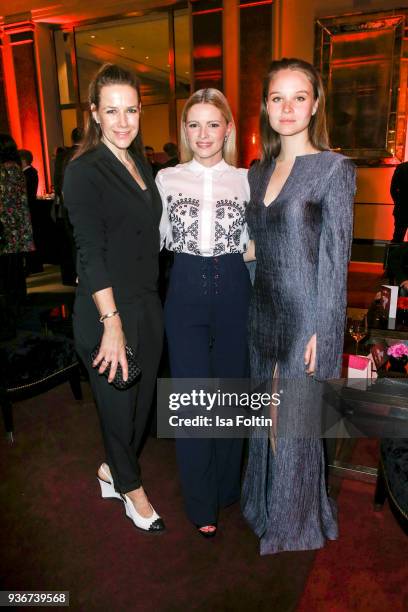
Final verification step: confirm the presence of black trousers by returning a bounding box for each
[73,293,163,493]
[165,253,251,525]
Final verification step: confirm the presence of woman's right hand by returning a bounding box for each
[243,239,256,262]
[92,317,128,383]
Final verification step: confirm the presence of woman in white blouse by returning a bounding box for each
[156,89,251,538]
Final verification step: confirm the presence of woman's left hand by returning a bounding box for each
[304,333,317,375]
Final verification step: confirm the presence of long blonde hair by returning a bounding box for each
[179,88,237,166]
[260,58,329,165]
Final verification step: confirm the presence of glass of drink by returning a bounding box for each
[348,315,368,354]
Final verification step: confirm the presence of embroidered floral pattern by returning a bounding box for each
[167,194,247,256]
[168,195,200,253]
[214,199,247,253]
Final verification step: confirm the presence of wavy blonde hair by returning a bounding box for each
[179,88,237,166]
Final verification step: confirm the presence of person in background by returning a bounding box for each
[19,149,38,208]
[390,161,408,242]
[53,146,67,207]
[387,242,408,296]
[53,129,84,286]
[65,127,84,164]
[63,63,165,533]
[157,88,251,538]
[19,149,41,275]
[53,128,84,216]
[0,134,34,338]
[145,145,160,177]
[160,142,179,169]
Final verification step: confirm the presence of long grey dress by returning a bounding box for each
[241,151,356,554]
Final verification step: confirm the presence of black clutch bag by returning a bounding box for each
[90,343,141,390]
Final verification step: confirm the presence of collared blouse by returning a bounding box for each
[156,158,250,257]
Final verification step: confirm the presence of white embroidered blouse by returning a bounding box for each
[156,158,250,257]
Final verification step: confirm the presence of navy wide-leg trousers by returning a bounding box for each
[164,253,251,526]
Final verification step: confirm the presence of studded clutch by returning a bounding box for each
[90,343,141,390]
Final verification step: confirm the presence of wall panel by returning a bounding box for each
[239,1,273,166]
[0,50,10,133]
[191,0,223,90]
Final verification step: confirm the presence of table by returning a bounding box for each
[328,377,408,483]
[333,308,408,483]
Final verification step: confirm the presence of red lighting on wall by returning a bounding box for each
[194,70,223,81]
[193,45,222,59]
[1,23,46,193]
[3,21,35,36]
[191,8,223,16]
[1,42,22,145]
[244,128,260,168]
[331,55,388,67]
[333,30,392,44]
[239,1,272,8]
[9,40,34,47]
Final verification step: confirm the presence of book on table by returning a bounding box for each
[380,285,399,320]
[370,342,388,371]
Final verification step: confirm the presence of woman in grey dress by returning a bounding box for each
[241,58,356,554]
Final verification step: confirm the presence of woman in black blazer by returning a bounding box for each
[63,64,164,533]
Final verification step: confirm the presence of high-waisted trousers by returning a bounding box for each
[73,292,163,494]
[165,253,251,525]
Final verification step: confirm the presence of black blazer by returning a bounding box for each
[63,142,162,303]
[391,161,408,217]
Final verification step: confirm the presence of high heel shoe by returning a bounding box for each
[123,494,165,533]
[97,464,121,500]
[196,525,217,539]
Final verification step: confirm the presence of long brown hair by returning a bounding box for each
[260,58,329,164]
[73,63,144,160]
[179,88,237,166]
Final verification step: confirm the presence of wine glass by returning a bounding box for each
[348,315,368,354]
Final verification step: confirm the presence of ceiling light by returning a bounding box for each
[120,46,125,50]
[145,56,149,60]
[90,35,95,38]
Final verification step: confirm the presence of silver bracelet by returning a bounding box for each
[99,310,120,323]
